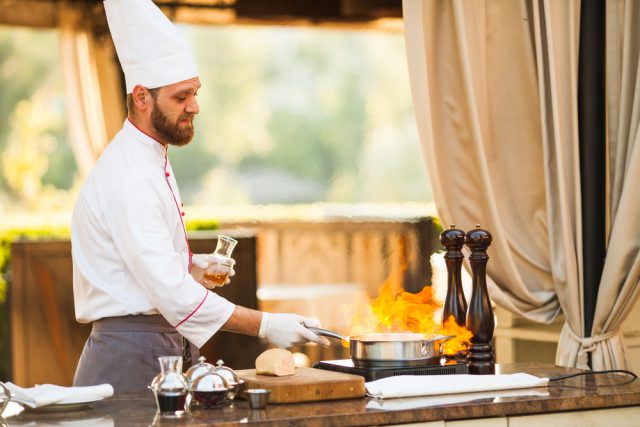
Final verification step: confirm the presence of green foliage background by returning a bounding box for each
[0,25,432,210]
[164,26,432,205]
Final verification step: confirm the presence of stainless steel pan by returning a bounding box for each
[308,327,453,367]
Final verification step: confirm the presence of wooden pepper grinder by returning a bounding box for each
[440,225,468,361]
[440,225,467,328]
[465,225,495,374]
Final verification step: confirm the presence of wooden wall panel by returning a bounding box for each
[252,218,439,295]
[9,232,259,386]
[10,240,90,386]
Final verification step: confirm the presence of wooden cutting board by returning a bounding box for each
[236,367,365,403]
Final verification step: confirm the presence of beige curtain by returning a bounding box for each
[577,0,640,370]
[403,0,589,366]
[405,0,640,369]
[58,1,124,178]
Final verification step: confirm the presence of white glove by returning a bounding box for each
[258,313,330,348]
[191,253,236,289]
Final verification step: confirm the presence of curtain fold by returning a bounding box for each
[403,0,578,321]
[532,0,586,369]
[403,0,585,367]
[404,0,640,369]
[583,0,640,370]
[58,1,124,178]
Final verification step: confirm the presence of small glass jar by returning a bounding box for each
[189,371,229,409]
[202,235,238,288]
[213,359,244,400]
[185,356,215,385]
[150,356,189,418]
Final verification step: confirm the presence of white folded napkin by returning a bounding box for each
[365,373,548,399]
[4,383,113,408]
[6,417,114,427]
[366,387,550,410]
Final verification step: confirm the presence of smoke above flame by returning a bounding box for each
[346,264,472,355]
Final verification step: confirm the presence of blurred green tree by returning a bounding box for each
[0,27,76,210]
[0,24,431,211]
[173,25,431,205]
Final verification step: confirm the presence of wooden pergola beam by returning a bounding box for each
[0,0,403,30]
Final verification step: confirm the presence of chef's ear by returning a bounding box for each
[131,85,151,111]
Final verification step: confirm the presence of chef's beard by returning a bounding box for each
[151,100,195,147]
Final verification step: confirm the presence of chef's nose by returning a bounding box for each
[186,97,199,115]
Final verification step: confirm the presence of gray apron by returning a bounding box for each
[73,315,199,394]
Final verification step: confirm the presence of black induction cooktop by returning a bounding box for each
[313,358,468,382]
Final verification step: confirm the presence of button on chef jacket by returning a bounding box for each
[71,119,235,348]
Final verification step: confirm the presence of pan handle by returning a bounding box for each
[421,334,456,345]
[305,326,348,342]
[420,334,455,354]
[420,335,456,357]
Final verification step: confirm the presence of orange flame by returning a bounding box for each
[346,272,472,356]
[442,315,473,355]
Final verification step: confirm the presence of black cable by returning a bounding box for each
[549,369,637,384]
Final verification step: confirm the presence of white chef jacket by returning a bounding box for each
[71,119,235,348]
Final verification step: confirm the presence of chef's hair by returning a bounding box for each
[126,87,160,117]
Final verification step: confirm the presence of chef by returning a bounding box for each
[71,0,328,393]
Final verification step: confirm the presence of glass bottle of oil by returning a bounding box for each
[202,235,237,287]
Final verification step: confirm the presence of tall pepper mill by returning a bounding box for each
[440,226,467,323]
[440,225,468,361]
[465,225,495,374]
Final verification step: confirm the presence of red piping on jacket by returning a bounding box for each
[175,289,209,328]
[163,154,193,271]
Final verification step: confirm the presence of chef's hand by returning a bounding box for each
[190,253,236,288]
[259,313,331,348]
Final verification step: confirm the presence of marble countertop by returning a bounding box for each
[6,363,640,426]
